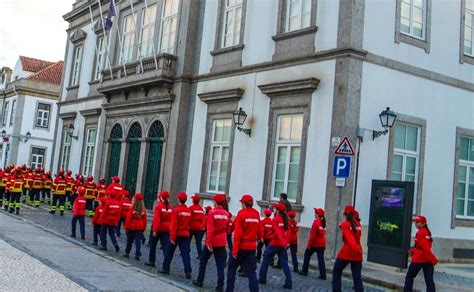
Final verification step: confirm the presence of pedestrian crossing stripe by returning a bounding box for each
[334,136,355,156]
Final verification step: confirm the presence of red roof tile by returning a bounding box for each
[19,56,55,73]
[26,61,64,85]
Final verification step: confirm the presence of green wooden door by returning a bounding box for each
[107,124,123,184]
[125,140,140,195]
[144,140,162,209]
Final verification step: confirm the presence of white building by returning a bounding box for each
[184,0,473,261]
[0,56,62,170]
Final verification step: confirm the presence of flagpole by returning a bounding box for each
[89,5,112,81]
[128,0,144,73]
[143,0,158,70]
[97,0,121,79]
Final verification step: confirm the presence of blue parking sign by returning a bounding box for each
[333,156,351,178]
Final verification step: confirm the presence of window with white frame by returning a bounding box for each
[456,137,474,218]
[9,100,16,126]
[159,0,179,54]
[140,4,157,58]
[31,147,45,169]
[400,0,426,40]
[464,0,474,56]
[207,119,231,193]
[93,36,106,81]
[391,123,420,212]
[286,0,311,32]
[222,0,242,48]
[82,128,97,176]
[2,102,9,126]
[121,13,137,64]
[35,103,50,128]
[61,130,72,171]
[272,114,303,201]
[70,45,83,86]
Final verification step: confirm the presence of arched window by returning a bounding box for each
[128,122,142,139]
[148,120,164,138]
[110,123,123,139]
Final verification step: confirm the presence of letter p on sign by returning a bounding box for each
[333,156,351,178]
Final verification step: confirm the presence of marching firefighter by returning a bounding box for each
[95,177,106,210]
[42,171,53,205]
[288,209,299,272]
[117,190,131,237]
[300,208,327,280]
[403,215,438,292]
[83,176,97,217]
[31,167,43,207]
[189,194,205,258]
[65,170,74,210]
[145,191,173,268]
[0,168,6,208]
[92,197,106,246]
[9,167,24,214]
[50,170,68,215]
[257,208,273,263]
[22,166,32,204]
[160,192,192,279]
[4,167,12,211]
[193,194,229,291]
[226,194,261,292]
[99,189,121,252]
[332,206,363,292]
[124,193,147,261]
[71,187,87,239]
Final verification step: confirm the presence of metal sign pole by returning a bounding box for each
[333,185,343,259]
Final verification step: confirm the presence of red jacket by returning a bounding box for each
[337,220,363,261]
[227,216,234,235]
[120,197,132,219]
[189,204,205,231]
[52,176,67,195]
[233,208,262,256]
[411,227,438,265]
[83,182,97,200]
[288,218,299,245]
[96,184,106,201]
[170,204,191,241]
[73,196,87,216]
[31,173,43,189]
[307,217,326,248]
[105,182,125,197]
[125,209,147,231]
[205,206,229,248]
[261,217,273,241]
[92,206,104,225]
[99,198,122,226]
[269,214,289,247]
[152,202,173,233]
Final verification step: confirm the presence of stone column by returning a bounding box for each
[135,138,148,195]
[117,139,127,180]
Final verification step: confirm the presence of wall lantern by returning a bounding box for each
[24,131,31,143]
[67,124,78,139]
[1,129,5,138]
[372,107,397,140]
[233,107,252,137]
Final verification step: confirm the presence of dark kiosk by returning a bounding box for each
[367,180,414,268]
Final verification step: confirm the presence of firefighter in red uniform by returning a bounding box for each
[0,168,6,208]
[145,191,173,268]
[99,190,121,252]
[50,170,68,215]
[160,192,192,278]
[83,176,97,217]
[105,176,125,198]
[300,208,326,279]
[189,194,205,258]
[92,197,107,245]
[65,170,74,210]
[226,194,261,292]
[71,187,87,239]
[117,190,132,237]
[22,166,33,203]
[257,208,273,263]
[258,202,292,289]
[193,194,229,291]
[4,167,13,211]
[287,209,299,272]
[332,205,363,292]
[95,178,106,210]
[42,171,53,205]
[9,167,24,214]
[404,215,438,292]
[30,167,43,207]
[124,193,147,260]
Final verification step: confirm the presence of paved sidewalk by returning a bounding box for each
[0,211,190,291]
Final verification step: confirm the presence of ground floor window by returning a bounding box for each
[31,147,45,169]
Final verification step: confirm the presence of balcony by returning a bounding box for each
[97,54,177,96]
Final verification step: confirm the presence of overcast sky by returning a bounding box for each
[0,0,74,67]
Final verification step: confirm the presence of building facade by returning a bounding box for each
[55,0,473,261]
[0,56,62,170]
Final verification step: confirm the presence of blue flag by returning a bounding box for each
[105,0,116,31]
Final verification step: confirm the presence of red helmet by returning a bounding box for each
[66,170,72,176]
[87,175,93,182]
[15,166,22,173]
[35,167,41,173]
[27,166,32,172]
[77,187,86,196]
[0,168,3,173]
[58,169,65,176]
[99,177,105,183]
[21,164,26,170]
[10,169,15,175]
[78,175,84,181]
[112,176,120,183]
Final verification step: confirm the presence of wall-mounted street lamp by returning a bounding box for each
[67,124,78,139]
[1,129,6,139]
[233,107,252,137]
[372,107,397,140]
[23,131,31,143]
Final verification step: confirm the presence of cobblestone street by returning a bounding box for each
[5,205,384,291]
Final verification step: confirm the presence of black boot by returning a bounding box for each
[144,262,155,267]
[114,245,120,252]
[60,211,64,216]
[15,209,19,215]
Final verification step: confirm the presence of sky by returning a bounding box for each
[0,0,74,67]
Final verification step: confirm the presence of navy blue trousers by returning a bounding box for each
[302,247,326,277]
[148,231,170,264]
[226,250,258,292]
[190,230,204,257]
[196,246,227,288]
[162,236,191,273]
[71,216,85,238]
[100,224,118,248]
[259,246,292,288]
[403,262,435,292]
[332,258,363,292]
[125,230,144,257]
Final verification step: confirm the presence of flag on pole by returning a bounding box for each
[105,0,116,31]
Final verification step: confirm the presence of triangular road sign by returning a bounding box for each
[334,136,355,156]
